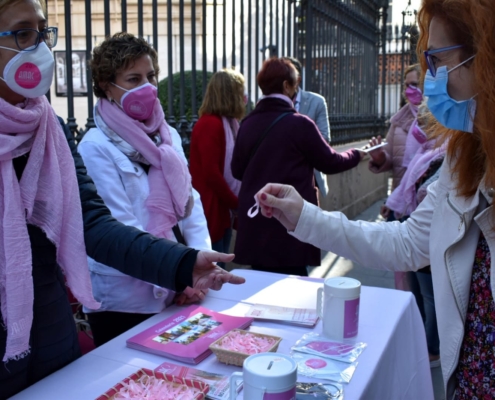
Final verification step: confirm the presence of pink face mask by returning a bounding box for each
[112,82,157,120]
[405,85,423,106]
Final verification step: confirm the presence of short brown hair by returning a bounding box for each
[199,69,245,119]
[257,57,297,95]
[90,32,160,99]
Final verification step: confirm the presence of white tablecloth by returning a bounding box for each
[12,269,434,400]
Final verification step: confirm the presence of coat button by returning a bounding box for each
[156,291,163,298]
[134,167,139,172]
[488,188,495,198]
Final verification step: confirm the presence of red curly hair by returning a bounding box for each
[417,0,495,198]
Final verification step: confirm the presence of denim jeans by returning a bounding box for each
[416,271,440,356]
[211,228,233,269]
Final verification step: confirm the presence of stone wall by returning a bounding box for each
[319,140,389,218]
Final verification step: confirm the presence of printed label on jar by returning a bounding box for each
[344,297,360,338]
[263,386,296,400]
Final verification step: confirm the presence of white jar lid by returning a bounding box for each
[243,353,297,390]
[324,277,361,298]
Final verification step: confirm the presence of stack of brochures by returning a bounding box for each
[126,305,253,364]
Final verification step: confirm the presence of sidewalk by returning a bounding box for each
[228,198,445,400]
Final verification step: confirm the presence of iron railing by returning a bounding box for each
[47,0,416,150]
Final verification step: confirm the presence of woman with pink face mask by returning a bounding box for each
[77,33,225,347]
[0,2,245,397]
[365,64,423,295]
[367,64,422,221]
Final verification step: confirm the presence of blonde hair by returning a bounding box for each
[404,64,420,80]
[0,0,46,14]
[199,69,245,120]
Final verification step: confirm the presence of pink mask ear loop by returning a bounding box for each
[247,195,260,218]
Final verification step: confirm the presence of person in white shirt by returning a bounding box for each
[254,1,495,396]
[78,32,212,346]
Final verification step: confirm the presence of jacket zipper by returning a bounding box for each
[445,192,467,397]
[446,193,465,231]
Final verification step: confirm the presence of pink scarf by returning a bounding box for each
[402,119,423,168]
[386,140,447,217]
[221,117,241,197]
[0,96,99,362]
[97,99,191,239]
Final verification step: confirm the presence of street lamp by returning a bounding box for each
[401,0,413,80]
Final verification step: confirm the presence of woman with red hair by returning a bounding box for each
[232,57,363,276]
[256,1,495,398]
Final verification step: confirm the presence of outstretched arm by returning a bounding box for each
[63,118,245,292]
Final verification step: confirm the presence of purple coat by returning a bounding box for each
[232,97,361,267]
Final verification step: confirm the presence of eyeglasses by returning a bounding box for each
[0,27,58,51]
[423,44,463,77]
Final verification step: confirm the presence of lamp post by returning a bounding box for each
[401,0,413,83]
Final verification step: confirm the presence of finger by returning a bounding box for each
[257,191,286,210]
[203,251,235,264]
[227,274,246,285]
[213,272,246,287]
[256,183,287,200]
[175,293,187,306]
[260,204,273,217]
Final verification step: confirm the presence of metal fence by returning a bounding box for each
[378,4,419,122]
[297,0,383,144]
[48,0,416,150]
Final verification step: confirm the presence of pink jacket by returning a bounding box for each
[368,103,417,190]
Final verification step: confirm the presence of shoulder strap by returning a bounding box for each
[247,112,291,164]
[172,224,187,245]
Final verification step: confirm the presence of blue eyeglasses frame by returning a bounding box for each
[423,44,464,77]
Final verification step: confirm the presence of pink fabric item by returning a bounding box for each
[0,96,99,362]
[386,140,447,217]
[97,98,192,240]
[402,120,423,168]
[217,330,277,354]
[114,375,201,399]
[221,117,241,197]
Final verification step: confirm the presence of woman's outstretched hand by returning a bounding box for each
[256,183,304,232]
[192,251,245,290]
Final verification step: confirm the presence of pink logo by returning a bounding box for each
[15,63,41,89]
[128,101,147,116]
[305,358,327,369]
[307,341,355,356]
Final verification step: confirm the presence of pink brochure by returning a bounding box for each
[126,305,253,364]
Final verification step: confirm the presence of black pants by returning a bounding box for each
[251,265,308,276]
[87,311,155,347]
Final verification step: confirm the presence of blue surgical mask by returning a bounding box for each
[424,56,476,133]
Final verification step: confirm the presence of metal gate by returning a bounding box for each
[47,0,416,151]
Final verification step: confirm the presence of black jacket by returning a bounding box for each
[0,118,198,398]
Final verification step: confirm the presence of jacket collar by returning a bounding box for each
[253,96,296,114]
[389,103,416,132]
